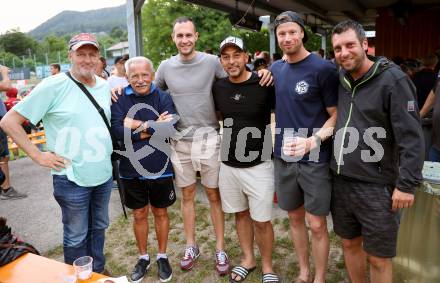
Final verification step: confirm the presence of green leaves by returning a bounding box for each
[140,0,291,66]
[0,31,38,56]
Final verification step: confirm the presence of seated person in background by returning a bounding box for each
[256,51,270,66]
[108,54,129,89]
[253,58,268,72]
[4,88,19,111]
[412,53,438,110]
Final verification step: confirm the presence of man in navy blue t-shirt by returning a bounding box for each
[271,11,338,283]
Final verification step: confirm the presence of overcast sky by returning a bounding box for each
[0,0,126,34]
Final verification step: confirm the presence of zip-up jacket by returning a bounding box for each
[330,57,424,194]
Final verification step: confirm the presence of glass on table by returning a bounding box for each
[73,256,93,280]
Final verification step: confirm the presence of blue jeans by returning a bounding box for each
[53,175,113,273]
[428,146,440,162]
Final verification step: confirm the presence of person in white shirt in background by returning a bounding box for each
[108,54,129,89]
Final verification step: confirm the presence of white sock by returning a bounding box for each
[139,254,150,261]
[157,253,168,260]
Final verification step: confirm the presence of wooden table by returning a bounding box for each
[0,253,107,283]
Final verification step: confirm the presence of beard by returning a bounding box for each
[76,66,95,79]
[282,43,302,56]
[341,53,365,73]
[226,64,244,77]
[178,45,194,56]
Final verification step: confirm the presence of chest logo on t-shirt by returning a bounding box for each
[295,80,309,95]
[230,93,245,101]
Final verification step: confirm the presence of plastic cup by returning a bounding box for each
[60,271,76,283]
[73,256,93,280]
[283,136,297,156]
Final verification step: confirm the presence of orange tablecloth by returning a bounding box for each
[0,253,107,283]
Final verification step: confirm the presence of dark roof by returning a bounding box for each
[183,0,440,28]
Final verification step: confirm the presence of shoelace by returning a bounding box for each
[183,247,196,260]
[216,250,227,264]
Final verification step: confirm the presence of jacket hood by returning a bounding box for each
[339,56,397,91]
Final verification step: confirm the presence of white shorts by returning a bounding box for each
[171,135,220,189]
[218,160,275,222]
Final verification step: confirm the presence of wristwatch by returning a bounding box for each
[312,133,322,145]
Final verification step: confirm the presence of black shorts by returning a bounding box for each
[331,175,401,258]
[121,177,176,210]
[0,127,9,158]
[274,158,332,215]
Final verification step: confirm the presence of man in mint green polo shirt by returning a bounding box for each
[0,33,113,273]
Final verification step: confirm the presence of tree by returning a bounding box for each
[142,0,232,66]
[235,28,270,55]
[110,27,127,41]
[0,31,38,56]
[41,35,67,53]
[0,52,21,68]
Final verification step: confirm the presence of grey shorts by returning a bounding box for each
[331,175,401,258]
[274,158,332,215]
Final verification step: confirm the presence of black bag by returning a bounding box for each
[65,72,122,161]
[65,72,127,218]
[0,218,39,266]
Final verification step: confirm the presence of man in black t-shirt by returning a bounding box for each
[212,36,278,283]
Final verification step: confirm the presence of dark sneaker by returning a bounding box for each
[215,250,230,276]
[180,246,200,270]
[129,258,150,283]
[157,258,172,282]
[0,187,27,200]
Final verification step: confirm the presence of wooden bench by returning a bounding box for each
[7,131,46,159]
[8,131,46,151]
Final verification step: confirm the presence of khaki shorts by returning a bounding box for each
[171,135,220,188]
[218,160,275,222]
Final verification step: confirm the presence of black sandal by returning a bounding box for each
[229,265,256,283]
[262,273,280,282]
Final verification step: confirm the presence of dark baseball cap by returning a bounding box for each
[273,11,308,43]
[114,54,129,64]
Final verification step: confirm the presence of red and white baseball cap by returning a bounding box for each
[68,33,100,51]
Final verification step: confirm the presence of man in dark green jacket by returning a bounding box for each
[331,20,424,283]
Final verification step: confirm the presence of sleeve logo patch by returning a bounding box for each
[407,100,415,112]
